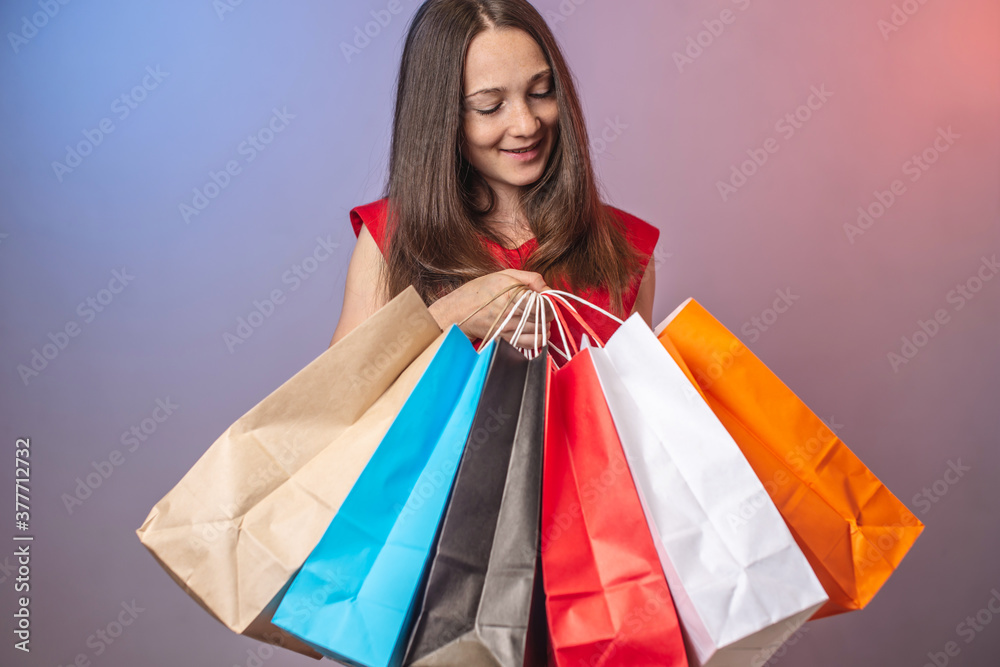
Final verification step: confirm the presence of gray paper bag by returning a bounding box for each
[404,341,548,666]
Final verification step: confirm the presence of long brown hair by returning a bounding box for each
[381,0,642,316]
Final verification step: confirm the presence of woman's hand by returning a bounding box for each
[429,269,556,349]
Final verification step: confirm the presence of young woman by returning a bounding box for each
[331,0,660,354]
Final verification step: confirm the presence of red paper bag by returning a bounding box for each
[541,349,688,667]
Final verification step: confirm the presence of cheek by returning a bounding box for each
[463,120,504,153]
[542,105,560,129]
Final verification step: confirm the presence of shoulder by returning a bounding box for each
[605,204,660,259]
[349,197,389,254]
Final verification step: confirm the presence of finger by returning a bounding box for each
[504,299,534,317]
[500,323,539,345]
[513,330,549,350]
[535,298,557,323]
[492,288,533,321]
[496,329,533,350]
[505,307,541,328]
[505,317,552,339]
[502,269,550,293]
[496,330,524,348]
[497,293,542,326]
[501,322,540,337]
[496,311,547,338]
[499,304,544,331]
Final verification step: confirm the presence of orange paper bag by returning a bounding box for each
[656,298,924,619]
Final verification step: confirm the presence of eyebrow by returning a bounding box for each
[464,69,553,98]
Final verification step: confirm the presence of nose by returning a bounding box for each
[509,98,542,137]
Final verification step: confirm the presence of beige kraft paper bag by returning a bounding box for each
[136,286,443,657]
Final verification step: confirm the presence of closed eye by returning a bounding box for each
[474,89,556,116]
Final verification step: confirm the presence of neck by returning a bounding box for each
[491,203,533,244]
[475,181,525,223]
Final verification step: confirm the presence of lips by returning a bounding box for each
[502,139,542,153]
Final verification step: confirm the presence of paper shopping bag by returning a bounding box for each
[272,328,496,667]
[403,341,548,666]
[588,314,829,667]
[657,298,924,618]
[542,347,688,667]
[136,286,442,656]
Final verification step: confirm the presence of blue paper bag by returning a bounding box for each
[272,326,496,667]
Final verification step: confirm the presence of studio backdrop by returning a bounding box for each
[0,1,997,666]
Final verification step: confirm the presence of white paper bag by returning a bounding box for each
[589,314,828,667]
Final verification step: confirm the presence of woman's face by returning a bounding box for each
[460,27,559,201]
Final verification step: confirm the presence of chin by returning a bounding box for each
[499,156,550,184]
[502,170,544,186]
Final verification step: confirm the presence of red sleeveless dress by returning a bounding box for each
[349,198,660,360]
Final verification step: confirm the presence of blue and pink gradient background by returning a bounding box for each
[1,1,998,665]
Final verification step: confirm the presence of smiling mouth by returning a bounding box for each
[502,139,542,154]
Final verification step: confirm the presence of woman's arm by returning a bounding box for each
[630,257,656,328]
[329,224,386,347]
